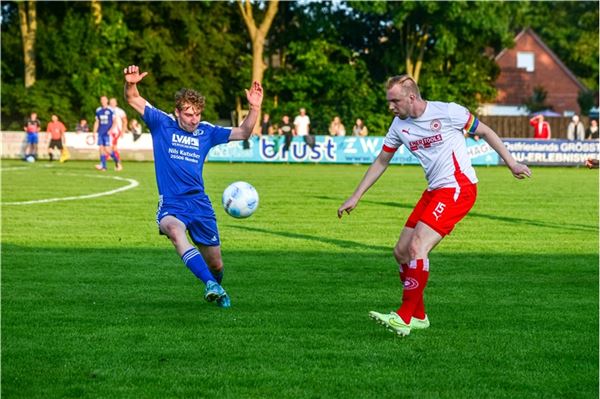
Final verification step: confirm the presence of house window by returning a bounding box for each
[517,52,535,72]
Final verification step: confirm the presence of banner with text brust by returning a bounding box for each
[207,136,501,166]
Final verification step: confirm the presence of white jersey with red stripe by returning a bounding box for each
[383,101,480,190]
[110,106,127,135]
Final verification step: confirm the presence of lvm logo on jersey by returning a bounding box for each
[171,133,200,149]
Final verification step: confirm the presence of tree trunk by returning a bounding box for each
[18,1,37,88]
[237,0,279,132]
[91,0,102,26]
[237,0,279,86]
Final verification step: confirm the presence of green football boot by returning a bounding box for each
[410,315,430,330]
[368,311,411,337]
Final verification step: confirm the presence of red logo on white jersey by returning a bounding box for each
[430,119,442,131]
[409,134,443,151]
[402,128,410,135]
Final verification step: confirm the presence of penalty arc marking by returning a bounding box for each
[2,174,139,205]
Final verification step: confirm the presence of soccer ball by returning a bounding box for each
[222,181,259,219]
[25,155,36,163]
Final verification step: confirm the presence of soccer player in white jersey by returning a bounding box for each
[338,75,531,336]
[124,65,263,308]
[109,97,128,171]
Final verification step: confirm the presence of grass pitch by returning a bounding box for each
[1,159,598,398]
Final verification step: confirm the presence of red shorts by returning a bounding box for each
[405,184,477,237]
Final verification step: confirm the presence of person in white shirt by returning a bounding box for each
[294,108,315,149]
[338,75,531,337]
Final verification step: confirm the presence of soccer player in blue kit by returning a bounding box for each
[123,65,263,308]
[93,95,121,171]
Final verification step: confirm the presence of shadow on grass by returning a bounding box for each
[224,224,390,252]
[314,195,598,233]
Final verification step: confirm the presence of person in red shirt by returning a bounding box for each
[46,114,67,162]
[529,114,551,139]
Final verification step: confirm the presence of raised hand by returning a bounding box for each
[123,65,148,84]
[246,81,263,110]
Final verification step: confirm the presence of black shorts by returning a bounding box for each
[49,139,63,150]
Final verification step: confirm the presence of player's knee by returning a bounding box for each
[393,245,409,264]
[408,238,424,260]
[206,258,223,272]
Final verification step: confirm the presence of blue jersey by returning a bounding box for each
[142,103,231,200]
[95,107,114,136]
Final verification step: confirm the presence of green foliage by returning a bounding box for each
[524,86,551,113]
[1,1,597,132]
[267,39,388,134]
[578,90,596,116]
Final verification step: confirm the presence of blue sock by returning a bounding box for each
[100,154,107,168]
[181,248,216,284]
[211,268,224,284]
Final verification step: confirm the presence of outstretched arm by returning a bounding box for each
[475,121,531,179]
[337,149,395,218]
[123,65,149,115]
[229,81,264,141]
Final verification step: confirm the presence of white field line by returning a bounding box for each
[2,174,139,205]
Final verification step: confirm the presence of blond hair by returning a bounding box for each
[175,89,205,112]
[386,75,421,99]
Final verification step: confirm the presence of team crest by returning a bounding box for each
[193,129,205,136]
[430,119,442,132]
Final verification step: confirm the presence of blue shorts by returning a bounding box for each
[26,132,38,144]
[156,195,220,246]
[97,134,111,147]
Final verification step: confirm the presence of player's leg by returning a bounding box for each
[187,217,230,307]
[198,245,224,283]
[198,245,230,308]
[394,227,413,282]
[393,226,430,329]
[395,222,442,324]
[32,136,38,159]
[96,140,108,170]
[159,215,219,287]
[111,133,122,170]
[48,143,54,161]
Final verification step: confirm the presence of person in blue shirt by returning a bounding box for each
[92,95,121,171]
[123,65,263,308]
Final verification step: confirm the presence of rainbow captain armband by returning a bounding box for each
[464,113,479,133]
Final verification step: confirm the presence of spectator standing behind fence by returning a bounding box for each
[586,119,598,140]
[24,112,41,160]
[279,115,295,155]
[76,119,90,133]
[329,116,346,136]
[129,118,143,141]
[352,118,369,137]
[529,114,551,139]
[567,115,585,141]
[294,108,315,149]
[261,113,274,136]
[46,114,67,162]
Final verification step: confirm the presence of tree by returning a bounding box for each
[17,0,36,88]
[237,0,279,85]
[524,86,551,113]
